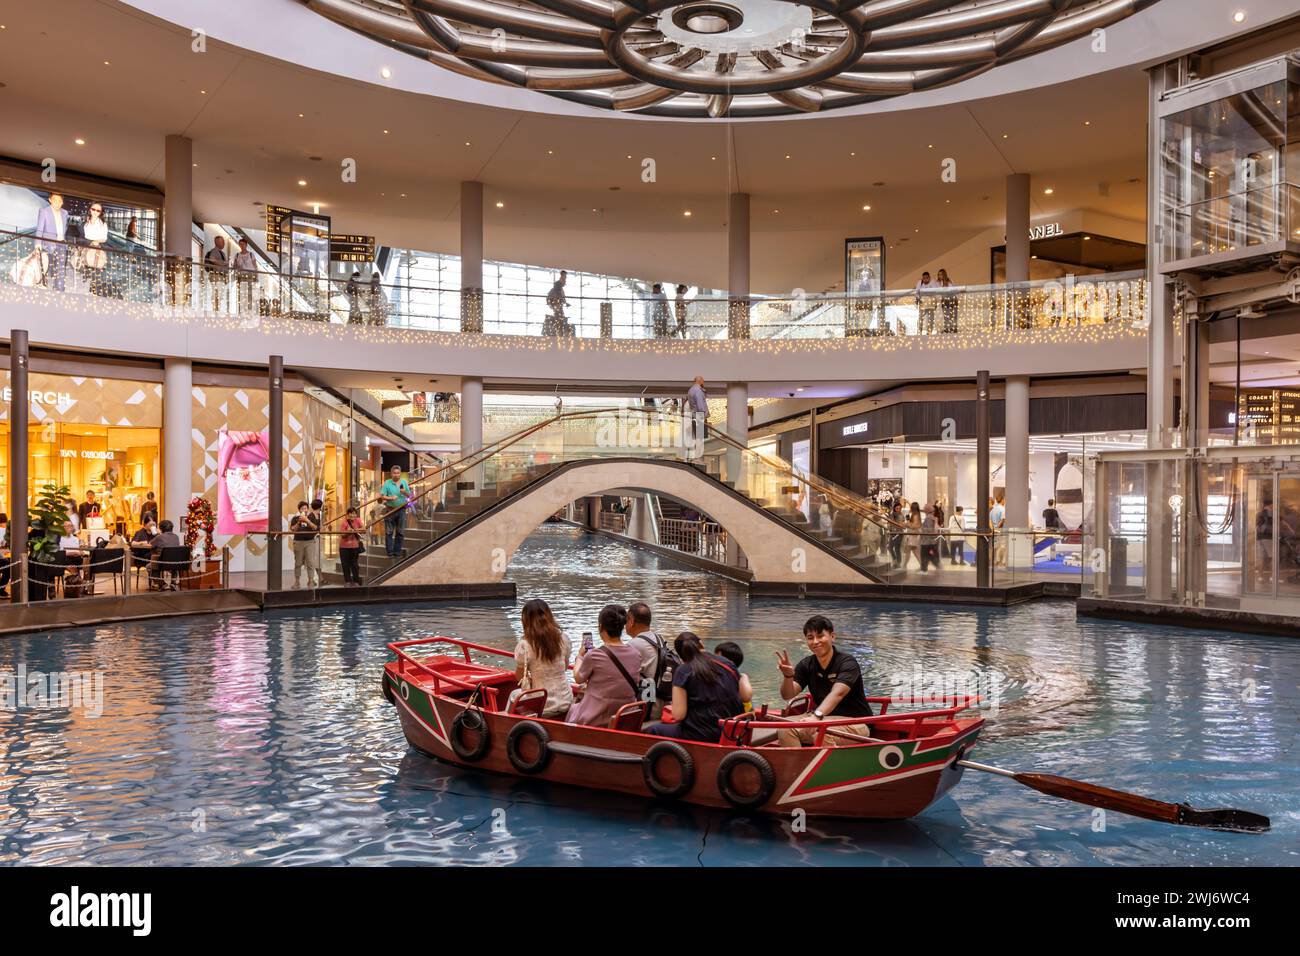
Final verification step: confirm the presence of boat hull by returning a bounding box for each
[384,665,983,820]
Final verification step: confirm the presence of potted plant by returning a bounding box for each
[28,482,72,601]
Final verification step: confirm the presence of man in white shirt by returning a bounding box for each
[58,520,84,555]
[625,602,665,715]
[232,238,258,314]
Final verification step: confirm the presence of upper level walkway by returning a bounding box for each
[1,231,1148,383]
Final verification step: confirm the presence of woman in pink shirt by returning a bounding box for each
[338,505,365,586]
[566,605,643,727]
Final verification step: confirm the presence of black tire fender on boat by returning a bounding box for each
[716,750,776,810]
[382,674,395,704]
[506,720,552,774]
[450,708,492,762]
[642,741,696,799]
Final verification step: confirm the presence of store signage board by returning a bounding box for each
[264,204,294,256]
[59,449,116,460]
[1029,222,1064,240]
[843,421,870,437]
[329,234,375,263]
[3,387,72,405]
[844,236,885,296]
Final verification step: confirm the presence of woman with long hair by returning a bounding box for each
[905,500,923,570]
[514,598,573,718]
[646,632,742,742]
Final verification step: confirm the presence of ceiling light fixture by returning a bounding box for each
[862,204,871,211]
[74,138,85,146]
[298,179,307,186]
[683,209,692,216]
[380,66,392,79]
[1233,11,1246,23]
[1044,187,1055,195]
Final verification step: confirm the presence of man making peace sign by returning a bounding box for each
[776,615,875,747]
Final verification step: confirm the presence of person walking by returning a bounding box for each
[685,375,708,459]
[546,270,568,335]
[380,465,412,558]
[949,505,968,565]
[368,272,388,326]
[674,284,689,338]
[346,270,363,324]
[650,283,670,338]
[82,202,109,295]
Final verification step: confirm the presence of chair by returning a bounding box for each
[89,548,126,595]
[154,546,192,591]
[130,545,152,589]
[508,688,548,717]
[608,700,650,732]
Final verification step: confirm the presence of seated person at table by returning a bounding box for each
[566,605,642,727]
[646,633,743,742]
[58,521,84,555]
[714,641,754,712]
[133,522,157,546]
[512,598,573,718]
[775,615,875,748]
[148,520,182,590]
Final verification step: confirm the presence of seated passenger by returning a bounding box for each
[775,615,875,747]
[512,598,573,718]
[646,633,742,743]
[566,605,642,726]
[714,641,753,711]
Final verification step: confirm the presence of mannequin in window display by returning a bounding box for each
[34,192,70,291]
[82,203,109,294]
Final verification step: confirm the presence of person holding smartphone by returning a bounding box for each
[566,605,641,726]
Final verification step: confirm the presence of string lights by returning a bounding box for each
[0,278,1149,357]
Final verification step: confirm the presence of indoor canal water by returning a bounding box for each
[1,525,1295,866]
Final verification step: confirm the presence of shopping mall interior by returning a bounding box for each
[0,0,1297,875]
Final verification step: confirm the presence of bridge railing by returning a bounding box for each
[1,229,1147,347]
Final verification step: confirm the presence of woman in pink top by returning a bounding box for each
[338,505,365,586]
[566,605,643,727]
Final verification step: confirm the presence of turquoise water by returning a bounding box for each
[0,525,1294,866]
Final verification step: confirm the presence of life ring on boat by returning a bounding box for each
[506,720,552,774]
[642,741,696,800]
[450,708,492,762]
[716,750,776,810]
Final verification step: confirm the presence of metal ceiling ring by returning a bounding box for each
[302,0,1165,118]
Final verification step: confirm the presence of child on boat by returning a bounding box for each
[713,641,753,712]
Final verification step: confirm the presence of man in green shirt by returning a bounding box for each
[380,465,411,557]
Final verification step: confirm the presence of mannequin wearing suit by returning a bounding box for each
[34,193,70,291]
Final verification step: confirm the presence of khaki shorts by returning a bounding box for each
[778,713,877,748]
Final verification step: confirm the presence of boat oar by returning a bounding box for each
[957,760,1270,833]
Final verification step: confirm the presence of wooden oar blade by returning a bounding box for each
[1015,772,1271,833]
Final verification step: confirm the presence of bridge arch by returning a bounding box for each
[387,458,872,587]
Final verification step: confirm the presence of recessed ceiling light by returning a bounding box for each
[1084,235,1092,240]
[464,141,471,147]
[785,154,790,159]
[1044,188,1054,195]
[383,129,390,134]
[1084,120,1091,126]
[400,193,406,198]
[773,209,780,213]
[103,60,111,66]
[683,209,692,216]
[298,113,304,118]
[547,149,554,155]
[1002,133,1008,139]
[380,66,392,79]
[192,163,198,167]
[927,144,934,149]
[200,89,207,95]
[1233,11,1246,23]
[297,179,307,186]
[495,201,504,208]
[74,138,85,146]
[862,204,871,211]
[711,156,716,161]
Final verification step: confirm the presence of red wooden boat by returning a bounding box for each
[383,636,984,820]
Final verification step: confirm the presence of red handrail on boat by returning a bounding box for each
[390,636,981,744]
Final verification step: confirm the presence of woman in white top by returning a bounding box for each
[82,202,109,290]
[512,598,573,718]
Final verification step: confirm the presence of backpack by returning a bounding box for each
[636,632,681,702]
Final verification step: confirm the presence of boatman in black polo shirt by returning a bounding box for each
[775,615,876,747]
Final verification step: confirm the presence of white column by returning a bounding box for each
[1004,376,1030,567]
[1005,173,1031,284]
[728,193,750,338]
[726,382,748,441]
[164,135,193,258]
[460,377,484,490]
[460,181,483,332]
[163,357,192,528]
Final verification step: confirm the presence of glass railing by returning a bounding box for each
[1,228,1148,346]
[1162,182,1299,264]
